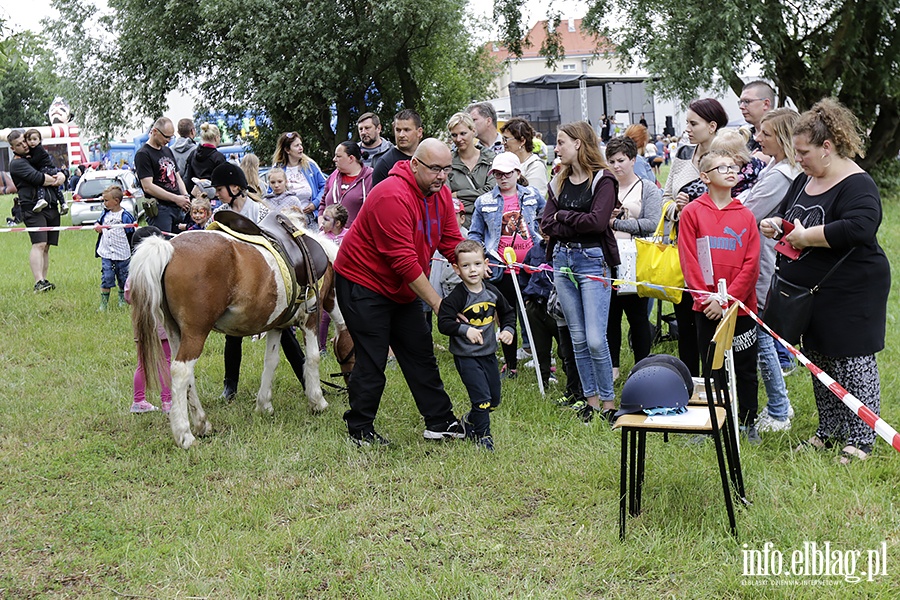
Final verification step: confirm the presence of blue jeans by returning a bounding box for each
[148,201,184,234]
[100,257,130,290]
[757,326,791,419]
[552,243,614,401]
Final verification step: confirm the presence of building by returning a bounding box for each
[486,18,680,141]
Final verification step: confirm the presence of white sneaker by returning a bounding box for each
[759,404,795,420]
[516,348,532,361]
[524,357,555,368]
[33,199,49,213]
[755,411,792,433]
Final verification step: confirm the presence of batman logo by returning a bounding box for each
[465,301,496,326]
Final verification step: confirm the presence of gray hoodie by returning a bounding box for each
[171,137,197,176]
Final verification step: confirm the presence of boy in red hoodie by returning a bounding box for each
[679,149,761,440]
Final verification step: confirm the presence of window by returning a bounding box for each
[562,64,576,72]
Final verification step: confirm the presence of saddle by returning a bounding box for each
[213,210,329,326]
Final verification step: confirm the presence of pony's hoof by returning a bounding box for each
[255,402,274,415]
[177,431,196,449]
[194,420,212,437]
[310,399,329,413]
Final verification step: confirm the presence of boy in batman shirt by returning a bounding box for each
[438,240,516,451]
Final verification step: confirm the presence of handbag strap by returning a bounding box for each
[810,248,854,293]
[651,201,677,243]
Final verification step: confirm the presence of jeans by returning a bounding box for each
[147,201,184,234]
[100,257,130,290]
[551,244,614,401]
[757,326,790,420]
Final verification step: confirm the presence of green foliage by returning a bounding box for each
[46,0,497,164]
[0,30,62,127]
[496,0,900,169]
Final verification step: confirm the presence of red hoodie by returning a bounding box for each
[678,193,759,314]
[334,160,463,304]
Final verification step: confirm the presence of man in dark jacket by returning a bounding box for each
[7,129,66,292]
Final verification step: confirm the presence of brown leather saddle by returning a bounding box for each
[213,210,329,325]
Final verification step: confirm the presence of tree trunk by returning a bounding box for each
[859,101,900,171]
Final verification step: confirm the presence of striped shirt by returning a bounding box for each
[97,209,132,260]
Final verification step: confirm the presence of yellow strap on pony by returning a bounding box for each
[206,221,295,300]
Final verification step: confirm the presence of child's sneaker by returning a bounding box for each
[130,400,158,413]
[33,199,49,213]
[161,400,172,414]
[500,365,517,380]
[58,200,68,215]
[476,435,495,451]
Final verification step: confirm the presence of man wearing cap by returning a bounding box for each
[334,138,466,446]
[134,117,192,233]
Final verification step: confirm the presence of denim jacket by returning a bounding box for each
[468,184,546,253]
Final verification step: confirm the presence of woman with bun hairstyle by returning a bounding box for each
[760,98,890,463]
[184,122,226,194]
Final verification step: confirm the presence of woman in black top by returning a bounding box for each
[541,121,620,423]
[761,98,890,463]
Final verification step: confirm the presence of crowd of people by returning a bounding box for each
[7,85,889,460]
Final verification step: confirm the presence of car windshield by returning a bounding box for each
[78,178,122,199]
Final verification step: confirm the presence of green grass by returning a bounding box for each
[1,192,899,598]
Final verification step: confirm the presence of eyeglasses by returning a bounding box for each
[492,170,517,179]
[705,165,741,174]
[502,137,516,145]
[155,128,174,141]
[738,98,764,107]
[415,159,452,174]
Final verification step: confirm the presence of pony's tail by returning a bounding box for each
[130,236,175,393]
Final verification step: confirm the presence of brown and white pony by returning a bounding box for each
[129,222,346,449]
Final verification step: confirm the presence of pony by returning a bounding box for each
[129,213,348,449]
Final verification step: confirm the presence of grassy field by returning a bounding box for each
[1,188,899,599]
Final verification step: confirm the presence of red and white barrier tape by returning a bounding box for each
[0,223,176,236]
[732,298,900,453]
[471,256,898,452]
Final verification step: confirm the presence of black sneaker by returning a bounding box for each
[476,435,495,452]
[555,394,579,408]
[349,429,390,447]
[43,280,56,290]
[33,280,52,293]
[575,402,601,424]
[423,419,466,440]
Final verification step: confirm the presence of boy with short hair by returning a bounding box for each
[678,150,761,441]
[438,240,516,450]
[93,185,135,310]
[24,128,68,214]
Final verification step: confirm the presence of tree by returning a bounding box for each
[46,0,497,164]
[496,0,900,169]
[0,29,62,127]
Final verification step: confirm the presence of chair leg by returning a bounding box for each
[619,428,628,541]
[628,430,639,516]
[636,431,647,515]
[711,431,738,538]
[721,418,749,505]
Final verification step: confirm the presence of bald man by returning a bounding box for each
[134,116,191,233]
[333,139,466,446]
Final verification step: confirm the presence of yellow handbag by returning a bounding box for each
[634,202,683,303]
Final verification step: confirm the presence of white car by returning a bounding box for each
[70,170,144,226]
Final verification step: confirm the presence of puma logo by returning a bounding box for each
[723,226,748,248]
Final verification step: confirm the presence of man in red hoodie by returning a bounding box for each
[334,138,466,446]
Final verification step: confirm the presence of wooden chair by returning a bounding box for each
[614,304,746,540]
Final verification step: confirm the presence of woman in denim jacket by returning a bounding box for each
[469,152,545,378]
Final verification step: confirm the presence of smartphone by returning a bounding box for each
[774,220,801,260]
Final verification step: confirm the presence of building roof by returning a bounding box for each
[488,18,611,61]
